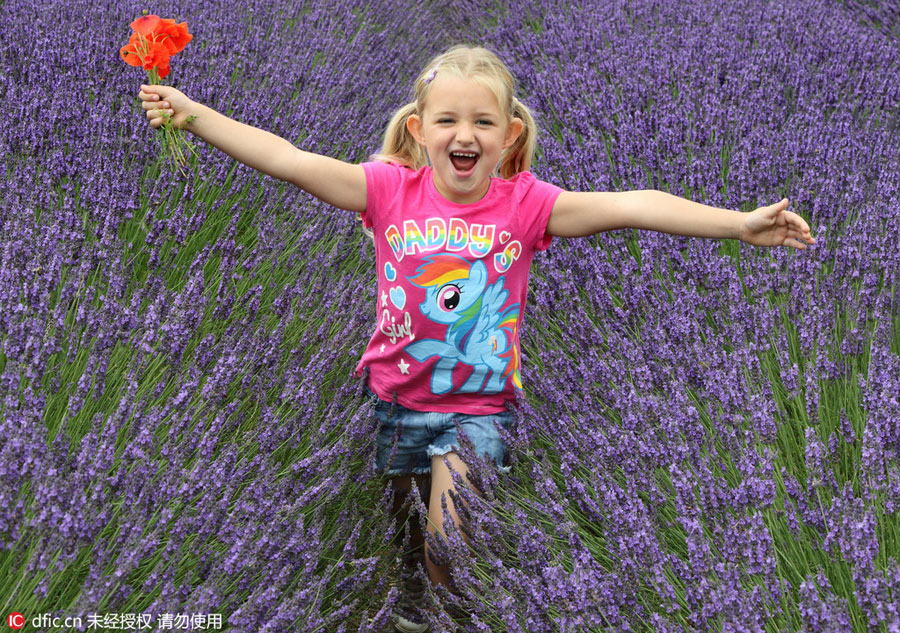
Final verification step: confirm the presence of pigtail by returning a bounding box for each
[361,102,425,242]
[499,97,537,179]
[370,101,427,169]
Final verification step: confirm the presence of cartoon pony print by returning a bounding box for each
[404,253,521,395]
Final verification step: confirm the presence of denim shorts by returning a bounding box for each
[366,386,514,477]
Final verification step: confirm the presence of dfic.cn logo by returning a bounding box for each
[7,612,25,630]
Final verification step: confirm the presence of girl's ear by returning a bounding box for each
[504,117,524,149]
[406,113,426,145]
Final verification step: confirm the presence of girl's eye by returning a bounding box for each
[437,285,462,311]
[438,118,454,124]
[477,119,493,126]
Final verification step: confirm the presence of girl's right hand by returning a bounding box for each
[138,84,194,129]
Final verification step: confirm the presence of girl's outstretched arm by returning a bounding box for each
[547,190,815,249]
[138,85,366,213]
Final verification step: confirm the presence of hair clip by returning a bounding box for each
[423,63,440,85]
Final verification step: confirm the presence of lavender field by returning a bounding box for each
[2,0,899,631]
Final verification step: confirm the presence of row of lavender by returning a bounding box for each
[1,0,898,632]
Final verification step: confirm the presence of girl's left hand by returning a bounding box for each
[739,198,816,249]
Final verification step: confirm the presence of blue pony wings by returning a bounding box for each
[468,276,518,351]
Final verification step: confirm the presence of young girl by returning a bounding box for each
[139,45,815,632]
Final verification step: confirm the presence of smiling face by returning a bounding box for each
[407,74,523,204]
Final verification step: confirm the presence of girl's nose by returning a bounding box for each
[456,122,475,143]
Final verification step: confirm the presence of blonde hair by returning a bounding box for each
[372,45,537,178]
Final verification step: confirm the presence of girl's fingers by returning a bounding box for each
[146,108,173,125]
[143,100,170,110]
[787,210,812,235]
[788,213,807,231]
[139,85,161,98]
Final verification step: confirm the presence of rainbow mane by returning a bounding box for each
[408,253,470,288]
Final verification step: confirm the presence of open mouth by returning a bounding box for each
[449,151,479,173]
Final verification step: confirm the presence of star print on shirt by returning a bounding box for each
[381,291,388,307]
[398,358,410,375]
[379,344,385,354]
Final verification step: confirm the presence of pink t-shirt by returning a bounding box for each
[354,161,563,414]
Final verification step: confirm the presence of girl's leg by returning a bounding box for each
[391,474,431,559]
[424,451,478,592]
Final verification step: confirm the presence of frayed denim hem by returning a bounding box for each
[426,444,461,460]
[380,465,433,477]
[427,444,512,474]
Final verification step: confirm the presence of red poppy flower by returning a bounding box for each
[141,41,171,78]
[120,33,171,78]
[121,15,190,80]
[129,14,192,55]
[129,14,161,38]
[157,18,192,55]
